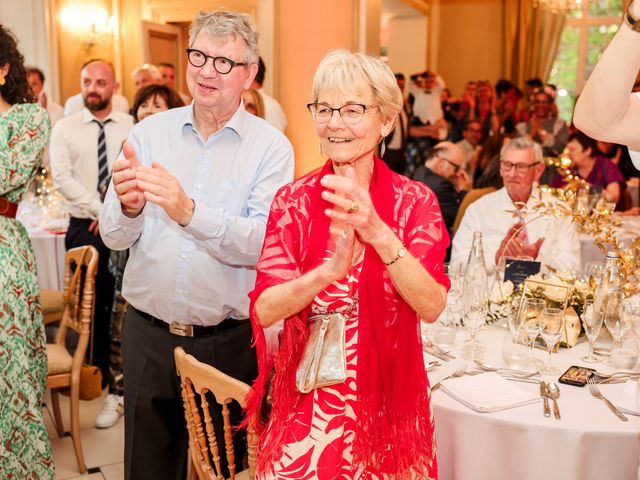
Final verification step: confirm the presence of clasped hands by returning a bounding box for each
[111,141,195,226]
[319,165,387,280]
[494,222,544,264]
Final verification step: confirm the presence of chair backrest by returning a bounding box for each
[453,186,496,233]
[174,346,257,480]
[53,246,99,354]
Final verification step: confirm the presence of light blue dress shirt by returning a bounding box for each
[99,104,294,326]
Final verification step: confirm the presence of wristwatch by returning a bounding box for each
[384,244,407,266]
[625,2,640,33]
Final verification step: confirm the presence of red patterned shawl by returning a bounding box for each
[246,158,450,477]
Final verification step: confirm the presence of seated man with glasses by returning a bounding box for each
[412,141,470,259]
[450,137,580,273]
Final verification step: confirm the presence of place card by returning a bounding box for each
[504,259,541,287]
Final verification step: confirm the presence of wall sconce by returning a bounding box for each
[60,5,115,50]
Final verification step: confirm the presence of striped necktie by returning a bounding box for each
[93,119,111,192]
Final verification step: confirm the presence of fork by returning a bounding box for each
[586,378,628,421]
[431,364,466,391]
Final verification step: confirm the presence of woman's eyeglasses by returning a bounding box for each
[306,102,378,125]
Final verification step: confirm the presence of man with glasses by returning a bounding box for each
[412,141,470,259]
[450,137,580,273]
[99,10,293,480]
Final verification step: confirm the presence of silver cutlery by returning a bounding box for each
[423,346,451,362]
[431,364,466,391]
[586,378,628,421]
[422,335,456,360]
[548,382,561,420]
[425,360,441,370]
[473,360,540,378]
[540,381,551,417]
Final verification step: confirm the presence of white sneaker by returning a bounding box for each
[95,394,124,429]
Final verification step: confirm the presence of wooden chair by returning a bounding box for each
[453,186,497,233]
[45,245,99,474]
[40,288,65,325]
[174,346,257,480]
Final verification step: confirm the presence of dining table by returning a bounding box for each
[16,201,68,291]
[425,325,640,480]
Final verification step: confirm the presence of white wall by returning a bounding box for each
[387,16,427,81]
[0,0,59,101]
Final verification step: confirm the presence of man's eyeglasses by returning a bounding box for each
[499,161,540,173]
[440,157,461,173]
[186,48,247,74]
[306,102,378,125]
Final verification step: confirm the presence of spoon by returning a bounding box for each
[548,382,561,420]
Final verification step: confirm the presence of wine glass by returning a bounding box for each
[462,283,488,360]
[581,300,603,363]
[540,307,565,374]
[604,300,630,351]
[521,298,546,368]
[583,262,604,284]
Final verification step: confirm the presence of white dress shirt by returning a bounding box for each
[99,105,294,326]
[50,108,134,219]
[46,101,64,126]
[258,88,287,132]
[64,93,130,116]
[450,187,581,273]
[409,75,445,126]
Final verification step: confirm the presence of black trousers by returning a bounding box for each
[65,217,115,386]
[122,307,258,480]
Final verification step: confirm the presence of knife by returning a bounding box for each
[540,381,550,417]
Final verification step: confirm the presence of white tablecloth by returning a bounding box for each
[426,326,640,480]
[28,227,66,290]
[16,203,68,291]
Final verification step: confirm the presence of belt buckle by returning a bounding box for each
[169,323,194,337]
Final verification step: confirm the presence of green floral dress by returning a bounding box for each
[0,103,53,479]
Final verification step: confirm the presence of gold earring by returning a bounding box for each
[0,75,5,86]
[319,142,324,155]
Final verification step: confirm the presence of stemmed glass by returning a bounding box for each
[521,298,546,368]
[462,283,488,360]
[604,300,630,352]
[581,300,603,363]
[540,307,565,374]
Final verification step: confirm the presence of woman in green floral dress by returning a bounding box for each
[0,25,54,478]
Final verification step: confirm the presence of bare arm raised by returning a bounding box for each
[574,2,640,151]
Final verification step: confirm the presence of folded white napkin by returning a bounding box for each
[615,380,640,416]
[441,372,540,413]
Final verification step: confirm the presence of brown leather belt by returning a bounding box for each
[0,198,18,219]
[133,307,249,337]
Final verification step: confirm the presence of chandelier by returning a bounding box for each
[533,0,579,14]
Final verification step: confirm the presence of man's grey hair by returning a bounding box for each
[189,10,259,66]
[500,136,543,164]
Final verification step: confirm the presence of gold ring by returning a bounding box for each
[347,203,359,214]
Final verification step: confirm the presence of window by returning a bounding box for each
[549,0,624,121]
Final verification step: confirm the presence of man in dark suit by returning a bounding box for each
[412,141,470,259]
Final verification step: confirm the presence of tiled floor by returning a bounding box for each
[44,389,124,480]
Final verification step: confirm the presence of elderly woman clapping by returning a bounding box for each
[247,49,450,479]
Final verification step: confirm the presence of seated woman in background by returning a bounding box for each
[242,88,265,118]
[551,130,626,205]
[247,49,449,479]
[130,84,184,123]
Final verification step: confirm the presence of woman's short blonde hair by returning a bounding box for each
[189,10,259,66]
[311,49,402,122]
